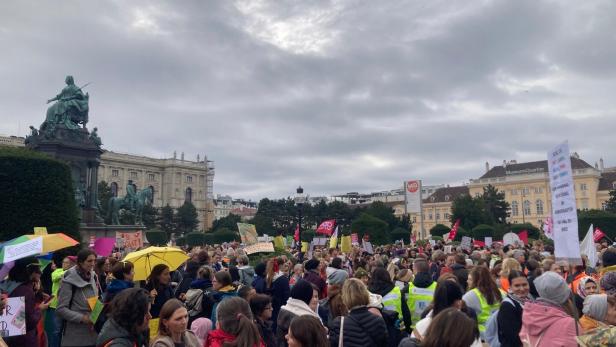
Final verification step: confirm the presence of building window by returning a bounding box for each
[436,212,440,220]
[148,173,155,181]
[582,200,589,210]
[534,187,543,194]
[523,200,531,216]
[429,213,433,220]
[112,169,119,177]
[185,187,192,203]
[186,175,193,183]
[444,195,450,201]
[511,189,518,195]
[130,171,137,179]
[444,213,450,219]
[536,199,544,215]
[148,186,155,204]
[511,201,519,216]
[110,182,118,197]
[580,183,588,191]
[522,187,529,195]
[412,216,417,223]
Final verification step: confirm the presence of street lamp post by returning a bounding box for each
[294,186,306,260]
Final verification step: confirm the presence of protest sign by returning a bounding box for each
[90,299,104,324]
[0,297,26,337]
[461,236,472,251]
[444,245,452,254]
[351,233,359,245]
[341,236,352,253]
[548,141,581,264]
[405,180,422,213]
[273,236,285,249]
[485,237,493,248]
[429,240,436,247]
[244,242,275,255]
[3,237,43,263]
[93,238,116,257]
[237,223,258,245]
[362,241,373,254]
[116,231,143,251]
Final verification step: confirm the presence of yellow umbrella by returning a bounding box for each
[123,246,189,281]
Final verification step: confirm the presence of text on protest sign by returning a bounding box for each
[3,237,43,263]
[0,296,27,337]
[116,231,143,250]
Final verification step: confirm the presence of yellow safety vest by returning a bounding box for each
[407,282,437,328]
[382,286,403,320]
[472,288,502,332]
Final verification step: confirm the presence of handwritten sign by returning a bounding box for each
[461,236,472,251]
[244,242,275,255]
[0,297,26,337]
[3,238,43,263]
[116,231,143,251]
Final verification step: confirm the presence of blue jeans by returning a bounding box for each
[46,308,64,347]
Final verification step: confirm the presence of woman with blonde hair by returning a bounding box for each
[328,278,388,347]
[499,258,521,292]
[151,298,200,347]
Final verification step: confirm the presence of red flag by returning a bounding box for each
[316,219,336,236]
[294,225,300,241]
[449,219,460,240]
[518,230,528,245]
[411,233,417,244]
[594,228,606,242]
[473,240,486,248]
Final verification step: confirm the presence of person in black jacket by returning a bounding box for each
[497,270,533,347]
[174,260,200,300]
[329,278,388,347]
[145,264,175,318]
[451,253,469,291]
[250,294,276,347]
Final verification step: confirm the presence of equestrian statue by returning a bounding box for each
[108,182,153,225]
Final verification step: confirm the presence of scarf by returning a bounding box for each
[280,298,320,319]
[577,276,596,298]
[76,266,92,282]
[508,292,532,307]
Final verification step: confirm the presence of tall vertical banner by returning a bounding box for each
[405,180,422,213]
[548,141,581,264]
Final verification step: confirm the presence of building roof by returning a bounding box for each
[479,157,594,179]
[423,186,469,204]
[599,171,616,191]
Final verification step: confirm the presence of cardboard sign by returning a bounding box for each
[237,223,258,245]
[340,236,352,253]
[362,241,373,254]
[244,242,275,255]
[3,238,43,263]
[116,231,143,251]
[461,236,472,251]
[485,237,493,248]
[444,245,453,254]
[0,297,26,337]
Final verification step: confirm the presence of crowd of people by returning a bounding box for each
[3,238,616,347]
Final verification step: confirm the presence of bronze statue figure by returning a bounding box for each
[108,185,153,225]
[41,75,89,133]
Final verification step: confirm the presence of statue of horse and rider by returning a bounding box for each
[108,183,153,225]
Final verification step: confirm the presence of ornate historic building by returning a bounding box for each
[1,135,215,230]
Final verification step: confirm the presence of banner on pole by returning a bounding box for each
[405,180,422,213]
[237,223,258,245]
[548,141,581,264]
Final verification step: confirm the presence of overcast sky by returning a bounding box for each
[1,1,615,200]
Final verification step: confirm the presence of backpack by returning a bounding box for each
[485,296,519,347]
[184,288,206,317]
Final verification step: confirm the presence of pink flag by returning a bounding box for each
[594,227,606,242]
[294,225,300,241]
[543,217,554,240]
[449,219,461,240]
[94,238,116,257]
[316,219,336,236]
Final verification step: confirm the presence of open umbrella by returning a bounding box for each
[123,246,189,281]
[0,233,79,264]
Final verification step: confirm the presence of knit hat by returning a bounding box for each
[290,279,314,305]
[354,267,369,279]
[328,269,348,285]
[368,293,383,309]
[534,271,571,305]
[583,294,608,321]
[305,259,320,271]
[601,271,616,295]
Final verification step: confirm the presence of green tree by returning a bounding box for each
[176,201,199,234]
[471,224,495,239]
[211,213,242,232]
[142,204,159,229]
[430,224,451,237]
[158,204,176,235]
[364,201,399,230]
[482,185,510,224]
[605,189,616,213]
[450,195,489,231]
[351,213,390,245]
[0,147,80,241]
[98,181,113,224]
[390,227,411,242]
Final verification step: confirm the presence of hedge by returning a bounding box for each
[145,230,168,246]
[471,224,495,239]
[351,213,390,245]
[0,147,80,241]
[578,210,616,241]
[430,224,451,237]
[390,227,411,242]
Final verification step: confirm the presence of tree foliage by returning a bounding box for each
[0,147,80,241]
[211,213,242,232]
[430,224,451,237]
[605,189,616,213]
[176,201,199,234]
[482,185,510,224]
[450,195,489,231]
[145,229,168,246]
[158,204,176,235]
[351,213,390,245]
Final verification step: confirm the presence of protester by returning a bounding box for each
[574,276,597,316]
[406,308,479,347]
[462,265,503,338]
[496,270,533,347]
[253,262,268,294]
[368,267,405,325]
[499,258,521,292]
[210,270,238,325]
[354,267,370,286]
[103,261,135,304]
[276,280,322,347]
[303,259,326,299]
[47,256,75,347]
[250,294,276,347]
[95,257,109,292]
[190,318,213,345]
[96,288,151,347]
[411,279,462,340]
[151,299,200,347]
[406,259,436,328]
[580,294,610,332]
[289,264,303,288]
[145,264,174,319]
[174,261,200,300]
[285,315,328,347]
[519,271,581,347]
[238,255,256,287]
[185,265,215,324]
[204,297,264,347]
[328,278,388,347]
[57,249,99,347]
[451,253,470,291]
[319,268,348,326]
[265,257,290,331]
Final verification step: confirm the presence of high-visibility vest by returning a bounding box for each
[473,288,501,333]
[407,282,437,327]
[382,286,403,319]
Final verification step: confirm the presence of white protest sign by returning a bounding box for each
[485,237,493,248]
[429,240,436,247]
[548,141,582,264]
[362,241,374,254]
[0,297,27,337]
[3,237,43,263]
[444,245,453,254]
[244,242,275,255]
[461,236,472,251]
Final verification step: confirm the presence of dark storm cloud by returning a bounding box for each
[1,1,615,200]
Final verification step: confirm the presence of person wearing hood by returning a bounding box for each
[103,261,135,304]
[406,259,436,329]
[264,257,290,332]
[318,268,349,327]
[519,271,581,347]
[252,262,267,294]
[276,280,323,347]
[210,271,238,326]
[0,257,47,347]
[574,276,598,316]
[303,259,326,299]
[57,249,100,347]
[580,294,611,332]
[238,255,256,287]
[497,270,533,347]
[96,288,151,347]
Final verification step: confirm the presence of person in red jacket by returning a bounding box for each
[205,297,265,347]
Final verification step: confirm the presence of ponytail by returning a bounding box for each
[217,297,261,347]
[227,313,260,347]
